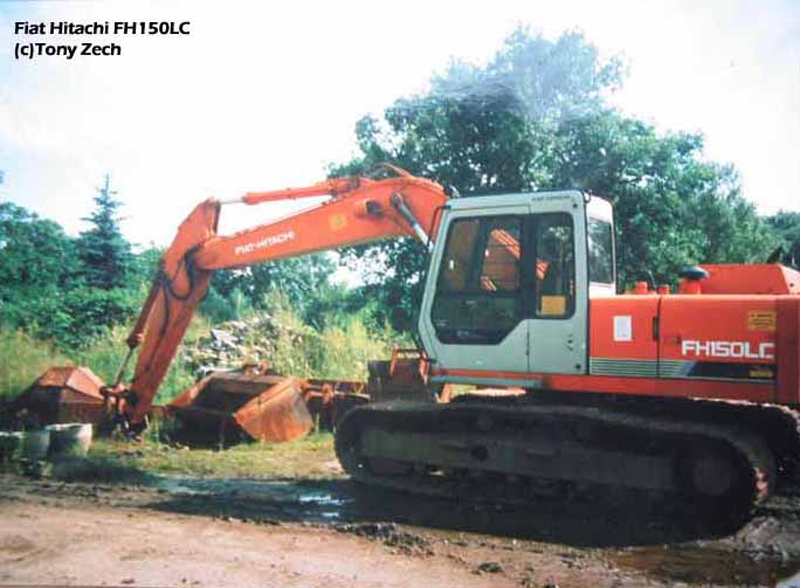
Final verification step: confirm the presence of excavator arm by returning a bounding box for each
[109,166,448,426]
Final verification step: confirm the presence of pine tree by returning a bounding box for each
[75,174,134,290]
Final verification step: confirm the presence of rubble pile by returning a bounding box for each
[181,314,324,379]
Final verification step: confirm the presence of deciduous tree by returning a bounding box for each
[333,27,775,332]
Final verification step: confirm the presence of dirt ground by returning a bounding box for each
[2,466,800,587]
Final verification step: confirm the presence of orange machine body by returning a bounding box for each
[585,293,790,403]
[431,263,800,407]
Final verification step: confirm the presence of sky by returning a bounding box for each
[0,0,798,250]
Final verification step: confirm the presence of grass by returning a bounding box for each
[2,285,403,407]
[70,320,207,405]
[317,318,399,380]
[53,432,341,484]
[0,329,69,401]
[266,316,396,381]
[1,290,395,485]
[1,424,341,485]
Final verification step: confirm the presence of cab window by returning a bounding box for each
[534,214,575,318]
[587,217,614,284]
[432,216,523,344]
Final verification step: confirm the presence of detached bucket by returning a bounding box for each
[20,429,50,460]
[46,423,93,457]
[0,432,24,462]
[169,371,313,443]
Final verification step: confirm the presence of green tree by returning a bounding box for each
[431,27,625,126]
[332,28,625,331]
[201,253,337,324]
[0,202,75,292]
[765,210,800,266]
[333,27,775,331]
[0,201,140,348]
[547,112,776,285]
[0,202,76,332]
[75,174,134,290]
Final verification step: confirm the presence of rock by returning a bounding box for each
[333,522,433,556]
[181,313,326,380]
[476,561,504,574]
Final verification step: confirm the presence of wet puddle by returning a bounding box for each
[779,569,800,587]
[151,476,800,586]
[609,545,800,587]
[154,477,355,521]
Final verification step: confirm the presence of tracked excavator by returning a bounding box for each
[103,164,800,523]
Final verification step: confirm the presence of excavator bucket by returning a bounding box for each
[168,369,313,443]
[15,366,108,427]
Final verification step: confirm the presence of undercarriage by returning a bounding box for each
[335,391,800,526]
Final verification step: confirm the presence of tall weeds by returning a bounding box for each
[1,289,404,405]
[0,316,205,403]
[266,290,402,381]
[0,329,68,401]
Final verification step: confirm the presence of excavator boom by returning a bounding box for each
[114,168,447,425]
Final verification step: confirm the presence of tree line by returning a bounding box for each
[0,175,345,349]
[1,28,798,349]
[0,175,144,348]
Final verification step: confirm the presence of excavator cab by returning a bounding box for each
[419,191,615,384]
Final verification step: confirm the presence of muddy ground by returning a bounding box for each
[2,464,800,587]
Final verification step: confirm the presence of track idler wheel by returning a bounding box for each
[684,445,740,499]
[677,435,774,526]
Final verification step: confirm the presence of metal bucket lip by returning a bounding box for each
[46,423,93,432]
[46,423,93,458]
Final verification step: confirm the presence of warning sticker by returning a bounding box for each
[613,315,633,342]
[748,311,776,331]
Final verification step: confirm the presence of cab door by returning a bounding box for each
[525,196,588,375]
[420,204,530,374]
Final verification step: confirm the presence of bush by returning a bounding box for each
[0,285,142,350]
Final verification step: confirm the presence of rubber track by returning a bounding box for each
[335,400,782,521]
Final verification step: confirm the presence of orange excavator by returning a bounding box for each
[104,164,800,523]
